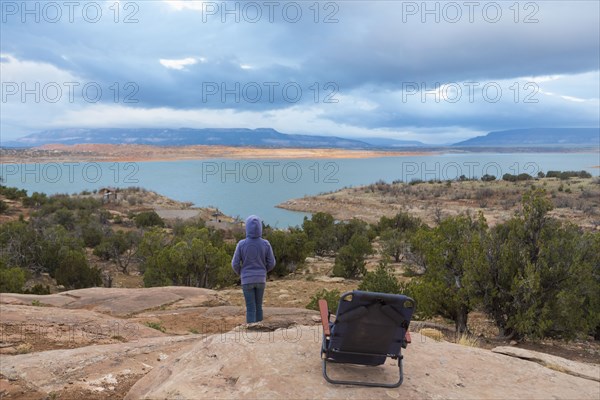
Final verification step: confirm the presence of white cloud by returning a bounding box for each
[159,57,198,70]
[162,0,206,11]
[0,53,79,82]
[522,75,564,83]
[560,95,586,103]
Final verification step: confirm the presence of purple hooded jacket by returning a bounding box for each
[231,215,276,284]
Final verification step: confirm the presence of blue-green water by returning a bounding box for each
[2,153,598,227]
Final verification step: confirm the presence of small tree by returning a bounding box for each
[408,214,487,333]
[0,200,8,214]
[264,228,311,276]
[306,288,341,312]
[134,211,165,228]
[0,259,26,293]
[380,228,405,262]
[470,189,600,339]
[94,230,141,274]
[359,261,401,294]
[303,212,337,256]
[332,233,373,278]
[81,222,104,247]
[54,249,102,289]
[142,227,233,289]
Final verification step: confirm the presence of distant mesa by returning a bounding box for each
[354,137,427,147]
[1,127,599,149]
[452,128,600,147]
[1,128,374,149]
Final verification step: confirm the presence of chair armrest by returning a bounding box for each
[318,299,331,337]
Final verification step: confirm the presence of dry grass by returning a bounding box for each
[419,328,444,341]
[543,363,569,374]
[456,332,480,347]
[15,343,33,354]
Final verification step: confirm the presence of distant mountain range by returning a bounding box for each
[453,128,600,147]
[1,127,598,149]
[1,128,373,149]
[354,137,426,147]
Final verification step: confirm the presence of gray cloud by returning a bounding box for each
[1,0,598,141]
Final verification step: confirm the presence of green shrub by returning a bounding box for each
[469,189,600,339]
[332,234,372,278]
[0,200,8,214]
[144,321,166,332]
[546,170,561,178]
[0,264,26,293]
[23,284,51,295]
[82,223,104,248]
[502,173,517,182]
[359,262,401,294]
[408,214,487,333]
[142,226,231,289]
[306,288,341,313]
[52,208,76,230]
[134,211,165,228]
[54,250,101,289]
[517,173,532,181]
[0,186,27,200]
[547,170,592,179]
[503,173,531,182]
[302,212,336,256]
[264,228,311,277]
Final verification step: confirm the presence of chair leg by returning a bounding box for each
[322,356,404,388]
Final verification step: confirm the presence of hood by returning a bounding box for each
[245,215,262,238]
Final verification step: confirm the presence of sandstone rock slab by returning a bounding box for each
[0,304,165,353]
[125,328,600,399]
[492,346,600,382]
[1,286,227,317]
[0,335,198,395]
[130,306,319,335]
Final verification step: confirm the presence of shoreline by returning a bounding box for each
[276,177,600,230]
[2,143,598,164]
[0,143,436,164]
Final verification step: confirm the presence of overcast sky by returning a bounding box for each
[1,0,599,143]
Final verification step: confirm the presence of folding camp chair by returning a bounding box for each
[319,290,415,388]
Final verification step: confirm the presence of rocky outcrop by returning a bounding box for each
[492,346,600,382]
[1,335,198,395]
[0,286,228,316]
[125,328,599,400]
[1,287,598,399]
[130,306,320,335]
[0,304,165,353]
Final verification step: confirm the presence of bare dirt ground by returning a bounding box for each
[278,177,600,229]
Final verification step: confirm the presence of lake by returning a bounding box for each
[2,153,598,227]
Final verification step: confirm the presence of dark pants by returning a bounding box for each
[242,283,266,323]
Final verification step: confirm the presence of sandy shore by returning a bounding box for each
[0,143,434,163]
